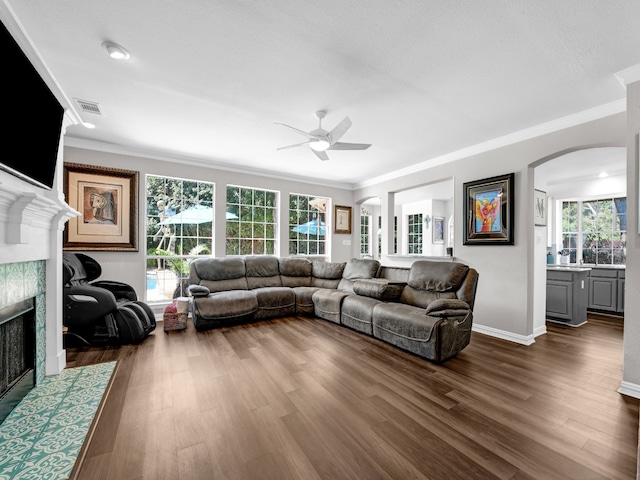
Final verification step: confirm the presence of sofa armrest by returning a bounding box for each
[425,298,471,317]
[353,278,405,301]
[188,284,210,298]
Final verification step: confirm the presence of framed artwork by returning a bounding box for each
[334,205,352,234]
[433,216,445,244]
[463,172,514,245]
[63,162,139,251]
[534,189,547,226]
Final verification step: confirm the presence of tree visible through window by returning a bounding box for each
[226,185,278,255]
[360,212,371,257]
[561,197,626,265]
[407,213,423,254]
[146,175,214,301]
[289,194,327,256]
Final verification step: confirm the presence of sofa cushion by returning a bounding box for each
[353,278,405,301]
[312,289,350,324]
[341,294,381,335]
[253,286,295,319]
[337,258,380,293]
[192,290,257,320]
[292,286,321,315]
[425,298,471,317]
[190,257,249,292]
[378,266,409,283]
[372,303,441,359]
[311,261,346,289]
[188,284,210,297]
[399,288,457,309]
[279,257,312,287]
[201,277,249,293]
[407,261,469,292]
[245,256,282,289]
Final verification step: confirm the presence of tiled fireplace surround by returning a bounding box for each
[0,166,79,388]
[1,261,47,384]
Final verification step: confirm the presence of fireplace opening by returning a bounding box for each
[0,297,35,424]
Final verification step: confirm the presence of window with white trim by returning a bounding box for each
[561,197,626,265]
[226,185,278,255]
[289,193,327,256]
[146,175,214,302]
[407,213,423,254]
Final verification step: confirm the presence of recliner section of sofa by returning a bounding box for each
[187,255,478,362]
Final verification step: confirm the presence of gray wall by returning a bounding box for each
[63,146,354,299]
[353,112,626,343]
[64,110,639,395]
[623,81,640,389]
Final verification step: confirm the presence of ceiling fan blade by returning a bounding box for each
[328,142,371,150]
[328,117,352,144]
[277,140,311,150]
[312,149,329,161]
[274,122,322,140]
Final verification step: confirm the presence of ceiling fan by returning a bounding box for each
[275,110,371,161]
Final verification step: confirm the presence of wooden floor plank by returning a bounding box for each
[69,313,639,479]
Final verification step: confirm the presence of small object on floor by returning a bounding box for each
[163,298,188,332]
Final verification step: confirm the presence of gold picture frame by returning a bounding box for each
[63,162,139,251]
[334,205,352,234]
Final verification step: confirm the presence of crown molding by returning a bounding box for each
[615,63,640,87]
[355,99,627,189]
[65,97,626,193]
[63,137,355,191]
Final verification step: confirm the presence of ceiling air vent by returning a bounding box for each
[74,98,103,115]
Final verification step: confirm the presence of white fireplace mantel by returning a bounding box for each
[0,169,80,377]
[0,182,79,246]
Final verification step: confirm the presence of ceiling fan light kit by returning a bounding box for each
[276,110,371,161]
[309,139,330,152]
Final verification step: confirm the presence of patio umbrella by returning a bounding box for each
[158,205,237,225]
[292,219,325,236]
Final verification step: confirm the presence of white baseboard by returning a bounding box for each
[472,324,536,346]
[46,349,66,377]
[618,381,640,399]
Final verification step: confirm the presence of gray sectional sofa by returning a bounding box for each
[187,255,478,362]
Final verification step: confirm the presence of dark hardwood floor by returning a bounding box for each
[67,313,639,479]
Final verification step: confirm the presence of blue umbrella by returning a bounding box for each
[159,205,237,225]
[292,219,325,236]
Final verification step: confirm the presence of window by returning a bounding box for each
[407,213,423,254]
[360,212,371,257]
[226,185,278,255]
[393,216,398,254]
[377,215,382,257]
[561,197,626,265]
[146,175,214,301]
[561,201,578,262]
[289,194,327,256]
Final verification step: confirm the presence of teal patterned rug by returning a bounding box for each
[0,361,116,480]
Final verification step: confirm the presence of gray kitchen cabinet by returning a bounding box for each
[588,268,625,314]
[546,268,589,326]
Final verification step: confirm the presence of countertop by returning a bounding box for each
[547,263,625,271]
[547,265,592,272]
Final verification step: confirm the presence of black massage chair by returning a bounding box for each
[63,252,156,346]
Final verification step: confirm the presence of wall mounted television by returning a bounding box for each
[1,20,64,190]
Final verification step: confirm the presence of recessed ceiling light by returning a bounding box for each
[598,171,608,178]
[82,122,96,129]
[101,41,131,60]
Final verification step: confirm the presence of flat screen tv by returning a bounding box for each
[1,20,64,190]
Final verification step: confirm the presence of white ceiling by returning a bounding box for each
[5,1,640,188]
